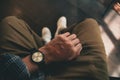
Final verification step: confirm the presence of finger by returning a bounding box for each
[68,43,82,60]
[62,32,70,37]
[75,43,82,55]
[68,52,76,60]
[72,38,80,46]
[68,34,77,40]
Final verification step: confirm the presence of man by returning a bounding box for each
[0,16,109,80]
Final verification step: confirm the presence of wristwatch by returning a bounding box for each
[31,51,45,65]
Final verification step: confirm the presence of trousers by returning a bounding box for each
[0,16,109,80]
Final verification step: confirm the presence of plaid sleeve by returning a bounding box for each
[0,53,30,80]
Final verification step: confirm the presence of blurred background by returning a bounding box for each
[0,0,120,79]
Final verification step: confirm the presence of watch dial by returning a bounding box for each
[32,52,43,62]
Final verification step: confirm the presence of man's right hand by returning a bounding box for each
[39,32,82,64]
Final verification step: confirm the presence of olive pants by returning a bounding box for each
[0,16,109,80]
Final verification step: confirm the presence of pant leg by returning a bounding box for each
[0,16,44,56]
[0,16,45,80]
[72,18,109,80]
[45,18,109,80]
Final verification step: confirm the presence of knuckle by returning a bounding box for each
[73,34,77,37]
[73,48,76,53]
[56,35,64,40]
[56,35,62,38]
[74,47,79,52]
[66,41,73,46]
[76,38,80,42]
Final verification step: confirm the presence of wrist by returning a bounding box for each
[38,46,54,64]
[22,55,39,73]
[38,47,49,64]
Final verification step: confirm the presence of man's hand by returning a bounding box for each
[22,55,39,73]
[39,32,82,63]
[114,2,120,14]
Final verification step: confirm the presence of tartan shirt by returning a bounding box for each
[0,53,44,80]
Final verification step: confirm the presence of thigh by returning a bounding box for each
[69,18,108,80]
[0,16,44,56]
[45,18,109,80]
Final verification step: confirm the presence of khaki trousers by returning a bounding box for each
[0,16,109,80]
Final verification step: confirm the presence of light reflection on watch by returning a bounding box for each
[31,52,44,63]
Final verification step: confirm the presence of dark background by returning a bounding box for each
[0,0,113,36]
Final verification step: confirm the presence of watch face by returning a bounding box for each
[32,52,43,63]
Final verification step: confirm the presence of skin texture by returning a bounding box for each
[113,2,120,14]
[22,32,82,73]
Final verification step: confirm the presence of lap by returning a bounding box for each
[0,16,108,80]
[45,18,109,80]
